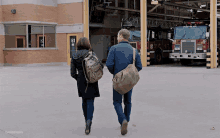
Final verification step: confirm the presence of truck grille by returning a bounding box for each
[182,42,195,53]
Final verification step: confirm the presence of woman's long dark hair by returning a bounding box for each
[76,37,92,51]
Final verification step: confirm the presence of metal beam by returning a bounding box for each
[210,0,218,68]
[148,4,161,13]
[97,5,191,19]
[174,0,210,3]
[192,2,199,8]
[147,18,183,28]
[147,18,183,23]
[122,17,183,29]
[148,12,191,19]
[163,1,220,14]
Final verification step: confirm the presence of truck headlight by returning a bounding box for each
[196,46,203,50]
[174,47,180,50]
[174,45,180,50]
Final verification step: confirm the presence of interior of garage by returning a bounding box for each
[88,0,220,67]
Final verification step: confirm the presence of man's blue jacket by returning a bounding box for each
[106,41,142,75]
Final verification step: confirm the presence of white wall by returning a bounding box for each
[57,0,83,4]
[56,24,83,33]
[0,0,83,6]
[1,0,58,6]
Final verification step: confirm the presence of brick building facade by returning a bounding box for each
[0,0,85,66]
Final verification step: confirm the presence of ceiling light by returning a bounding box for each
[151,0,158,5]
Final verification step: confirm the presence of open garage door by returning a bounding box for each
[88,0,220,68]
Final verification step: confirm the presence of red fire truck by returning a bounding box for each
[129,26,174,64]
[169,19,220,65]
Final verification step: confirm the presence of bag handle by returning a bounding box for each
[133,48,136,65]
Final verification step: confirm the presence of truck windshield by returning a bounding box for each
[174,26,207,39]
[129,30,148,41]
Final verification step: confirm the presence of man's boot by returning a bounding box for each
[121,120,128,135]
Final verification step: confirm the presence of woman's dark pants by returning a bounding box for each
[82,98,95,122]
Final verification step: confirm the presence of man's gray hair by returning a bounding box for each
[118,29,130,40]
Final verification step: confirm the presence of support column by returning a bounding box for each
[84,0,89,38]
[210,0,217,68]
[165,5,167,20]
[26,24,28,48]
[114,0,118,14]
[134,0,136,9]
[125,0,128,19]
[140,0,147,67]
[43,25,44,48]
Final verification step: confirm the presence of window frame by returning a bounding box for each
[4,23,57,50]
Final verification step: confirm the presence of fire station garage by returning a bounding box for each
[88,0,219,69]
[0,0,219,69]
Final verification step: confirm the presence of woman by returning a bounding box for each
[70,37,104,135]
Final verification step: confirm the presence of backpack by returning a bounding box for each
[82,51,103,85]
[112,48,140,95]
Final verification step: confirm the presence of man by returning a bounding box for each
[106,29,142,135]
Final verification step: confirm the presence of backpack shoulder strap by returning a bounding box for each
[133,48,136,65]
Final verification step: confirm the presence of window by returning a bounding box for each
[31,25,56,48]
[5,24,26,48]
[5,24,56,49]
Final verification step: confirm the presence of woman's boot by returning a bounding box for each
[85,120,92,135]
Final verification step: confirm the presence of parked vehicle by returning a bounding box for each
[169,19,220,65]
[128,26,173,64]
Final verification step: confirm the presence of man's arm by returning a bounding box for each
[70,58,78,80]
[106,47,115,74]
[135,49,142,72]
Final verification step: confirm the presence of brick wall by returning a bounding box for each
[2,4,57,22]
[57,3,83,24]
[3,33,84,65]
[3,34,66,64]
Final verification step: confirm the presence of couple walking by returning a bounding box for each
[71,29,142,135]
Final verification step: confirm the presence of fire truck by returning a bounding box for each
[121,21,173,64]
[169,19,220,65]
[128,26,173,64]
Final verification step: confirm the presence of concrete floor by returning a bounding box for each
[0,64,219,138]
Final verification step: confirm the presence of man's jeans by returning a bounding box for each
[113,89,132,125]
[82,98,94,122]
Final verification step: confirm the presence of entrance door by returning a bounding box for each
[67,34,78,65]
[90,35,110,62]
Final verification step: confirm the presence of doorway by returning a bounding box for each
[67,34,78,65]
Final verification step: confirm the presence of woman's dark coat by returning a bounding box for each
[71,49,103,99]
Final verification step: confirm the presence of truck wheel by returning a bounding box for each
[155,51,163,64]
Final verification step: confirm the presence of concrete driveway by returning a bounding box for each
[0,65,219,138]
